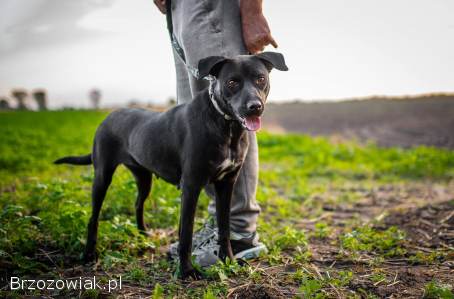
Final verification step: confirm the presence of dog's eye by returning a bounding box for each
[226,79,238,89]
[256,76,266,85]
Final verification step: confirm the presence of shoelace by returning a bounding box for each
[193,228,218,250]
[193,232,220,258]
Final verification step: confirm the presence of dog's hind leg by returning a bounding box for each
[127,166,152,234]
[84,165,117,262]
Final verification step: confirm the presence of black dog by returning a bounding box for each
[55,52,288,279]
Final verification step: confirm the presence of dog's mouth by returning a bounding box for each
[228,104,263,131]
[239,115,261,131]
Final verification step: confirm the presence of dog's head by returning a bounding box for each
[198,52,288,131]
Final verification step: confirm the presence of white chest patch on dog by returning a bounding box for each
[216,158,241,180]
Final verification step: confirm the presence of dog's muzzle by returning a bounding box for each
[208,81,263,132]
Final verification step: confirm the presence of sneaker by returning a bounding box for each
[231,233,268,260]
[168,217,217,260]
[168,219,268,267]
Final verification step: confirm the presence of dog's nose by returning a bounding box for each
[247,101,263,113]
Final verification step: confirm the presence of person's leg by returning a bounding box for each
[226,132,260,233]
[172,47,192,104]
[172,0,260,235]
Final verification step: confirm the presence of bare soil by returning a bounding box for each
[263,94,454,149]
[23,182,452,298]
[298,182,454,298]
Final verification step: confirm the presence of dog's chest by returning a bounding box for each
[214,141,246,181]
[216,157,242,180]
[211,124,248,181]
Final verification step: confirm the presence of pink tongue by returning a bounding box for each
[245,116,261,131]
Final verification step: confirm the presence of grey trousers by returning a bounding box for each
[170,0,260,234]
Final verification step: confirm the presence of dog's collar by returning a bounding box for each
[208,80,232,121]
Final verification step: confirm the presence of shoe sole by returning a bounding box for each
[234,243,268,260]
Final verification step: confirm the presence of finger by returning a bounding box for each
[154,0,166,14]
[269,35,278,48]
[160,0,167,14]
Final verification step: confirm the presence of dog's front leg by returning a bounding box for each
[214,176,237,262]
[178,184,203,279]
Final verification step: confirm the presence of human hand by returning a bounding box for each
[240,0,278,54]
[154,0,166,14]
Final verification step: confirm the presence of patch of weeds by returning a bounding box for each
[409,251,445,265]
[264,247,284,265]
[340,225,406,258]
[41,203,88,253]
[0,204,42,255]
[260,224,309,265]
[234,263,263,283]
[248,268,263,283]
[203,289,216,299]
[424,280,454,299]
[369,272,387,284]
[292,268,306,283]
[205,283,228,298]
[274,226,308,250]
[329,270,353,287]
[205,258,242,281]
[299,277,324,299]
[367,256,385,267]
[313,222,332,239]
[294,245,312,262]
[152,283,164,299]
[101,251,130,269]
[125,264,151,285]
[292,269,326,298]
[97,216,155,259]
[9,254,49,275]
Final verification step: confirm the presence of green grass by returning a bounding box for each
[1,110,453,298]
[424,281,454,299]
[0,110,104,181]
[340,225,406,258]
[258,132,454,181]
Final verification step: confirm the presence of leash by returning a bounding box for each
[165,0,207,81]
[165,0,232,120]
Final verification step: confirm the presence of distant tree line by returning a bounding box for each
[0,87,103,110]
[0,88,48,111]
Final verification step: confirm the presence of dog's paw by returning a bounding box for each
[82,251,97,264]
[219,249,235,263]
[236,258,249,266]
[180,267,204,280]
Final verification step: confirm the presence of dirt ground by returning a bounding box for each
[297,182,454,298]
[262,94,454,149]
[31,182,452,298]
[224,182,454,299]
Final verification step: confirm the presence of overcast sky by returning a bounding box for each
[0,0,453,108]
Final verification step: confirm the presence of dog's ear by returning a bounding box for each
[255,52,288,72]
[198,56,229,79]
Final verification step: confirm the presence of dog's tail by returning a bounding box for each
[54,154,92,165]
